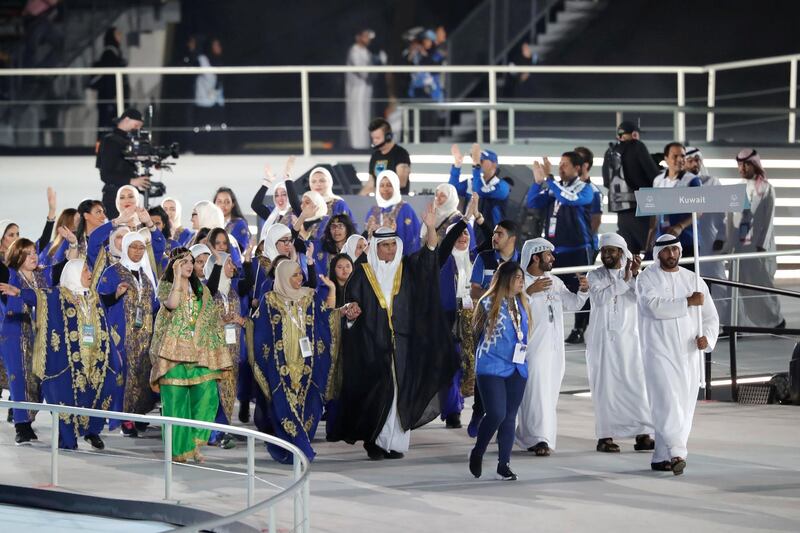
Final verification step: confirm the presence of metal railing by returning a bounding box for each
[396,101,795,145]
[1,51,798,152]
[0,400,310,533]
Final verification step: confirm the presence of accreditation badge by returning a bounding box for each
[299,336,313,358]
[81,324,96,346]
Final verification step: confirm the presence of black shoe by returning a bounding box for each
[651,461,672,472]
[363,441,384,461]
[469,448,482,478]
[14,423,33,446]
[120,422,138,438]
[7,409,13,424]
[238,401,250,424]
[564,329,585,344]
[134,422,149,432]
[445,413,462,429]
[496,463,518,481]
[84,434,105,450]
[383,450,405,459]
[634,434,655,451]
[218,433,236,450]
[596,438,620,453]
[775,319,786,330]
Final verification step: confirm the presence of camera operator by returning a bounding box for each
[96,108,149,218]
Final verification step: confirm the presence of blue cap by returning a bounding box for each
[480,150,498,164]
[422,29,437,42]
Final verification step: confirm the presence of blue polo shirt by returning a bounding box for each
[470,248,520,288]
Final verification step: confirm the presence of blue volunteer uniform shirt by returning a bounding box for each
[470,248,521,289]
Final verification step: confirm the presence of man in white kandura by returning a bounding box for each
[515,238,589,457]
[637,234,719,476]
[585,233,654,453]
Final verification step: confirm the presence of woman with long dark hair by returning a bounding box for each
[75,199,107,256]
[327,253,354,307]
[149,251,233,462]
[318,214,357,275]
[469,260,530,481]
[213,187,250,253]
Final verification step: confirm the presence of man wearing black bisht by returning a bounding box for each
[330,203,460,460]
[95,108,148,218]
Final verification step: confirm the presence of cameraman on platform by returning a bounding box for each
[96,108,149,218]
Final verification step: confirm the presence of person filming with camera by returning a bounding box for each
[96,108,150,219]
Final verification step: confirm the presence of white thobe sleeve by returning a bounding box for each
[588,270,633,305]
[699,279,720,352]
[637,271,690,319]
[557,277,589,311]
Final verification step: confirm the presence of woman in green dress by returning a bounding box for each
[149,251,233,462]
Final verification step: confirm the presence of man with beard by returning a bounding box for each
[514,238,588,457]
[637,234,719,475]
[330,204,459,460]
[720,149,785,329]
[585,233,654,453]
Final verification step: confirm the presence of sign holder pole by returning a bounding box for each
[691,212,705,389]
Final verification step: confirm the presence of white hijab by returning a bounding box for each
[161,197,183,229]
[263,223,292,261]
[190,243,212,259]
[303,191,328,221]
[309,166,341,203]
[435,184,460,225]
[262,181,292,234]
[343,234,367,261]
[422,183,460,239]
[366,227,404,305]
[204,251,232,296]
[446,223,472,299]
[119,231,157,289]
[0,219,17,244]
[61,258,89,295]
[375,170,402,209]
[108,226,131,259]
[115,185,143,211]
[194,200,225,230]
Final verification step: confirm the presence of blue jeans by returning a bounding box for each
[473,371,527,465]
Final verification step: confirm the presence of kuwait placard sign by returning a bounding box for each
[634,184,749,216]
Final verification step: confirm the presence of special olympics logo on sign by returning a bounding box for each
[644,194,656,209]
[730,193,741,208]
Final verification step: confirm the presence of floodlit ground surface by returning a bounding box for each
[0,287,798,532]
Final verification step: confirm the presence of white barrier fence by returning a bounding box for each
[0,399,310,533]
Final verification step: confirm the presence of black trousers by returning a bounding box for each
[617,210,651,255]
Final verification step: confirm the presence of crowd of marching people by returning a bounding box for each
[0,114,784,479]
